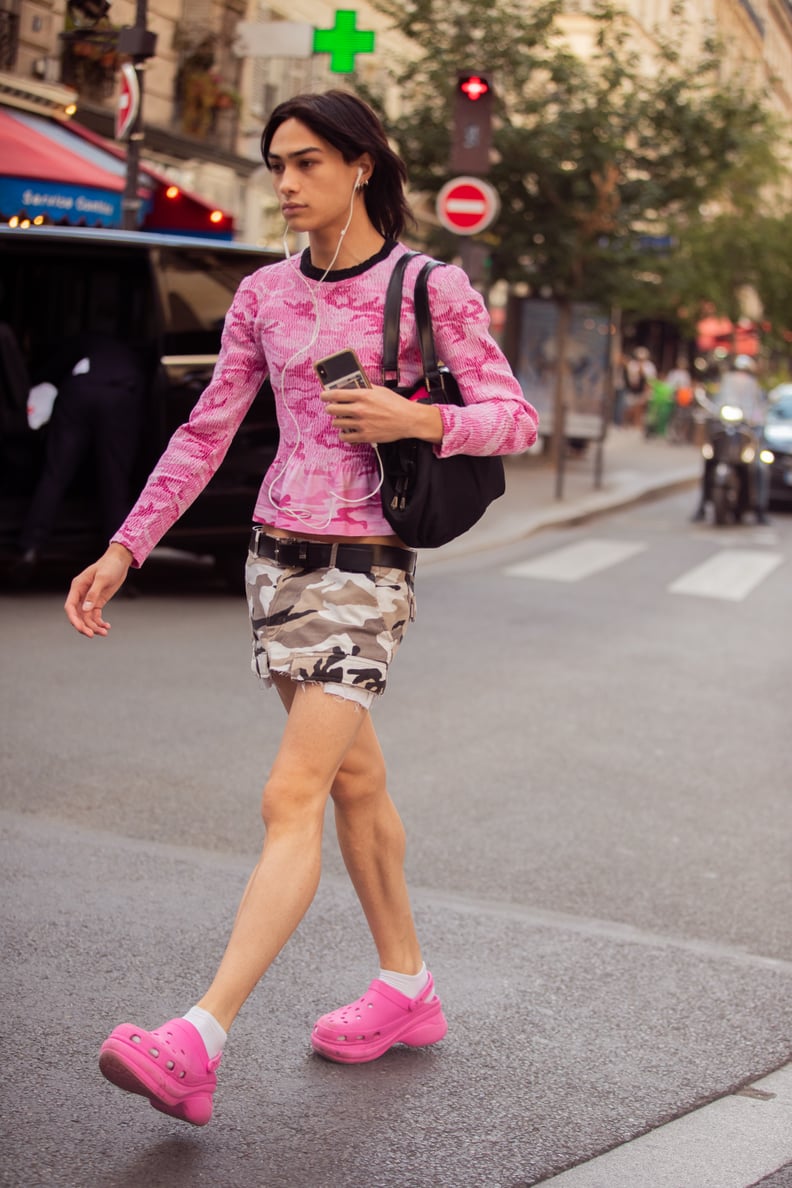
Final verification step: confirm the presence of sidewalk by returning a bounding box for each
[422,426,702,566]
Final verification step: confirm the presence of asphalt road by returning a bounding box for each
[2,489,791,1188]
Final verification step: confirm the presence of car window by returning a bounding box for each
[0,243,154,369]
[767,398,792,422]
[154,246,269,356]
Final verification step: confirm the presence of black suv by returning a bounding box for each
[0,225,280,582]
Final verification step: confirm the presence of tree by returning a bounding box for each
[664,212,792,355]
[358,0,785,455]
[364,0,780,293]
[757,216,792,354]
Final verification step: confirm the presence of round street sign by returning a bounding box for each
[115,63,140,142]
[436,176,500,236]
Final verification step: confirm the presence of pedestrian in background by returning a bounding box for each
[13,332,146,580]
[622,346,656,429]
[666,357,692,400]
[665,357,696,444]
[612,350,628,426]
[644,372,675,437]
[64,90,538,1127]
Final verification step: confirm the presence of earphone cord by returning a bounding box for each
[266,173,384,531]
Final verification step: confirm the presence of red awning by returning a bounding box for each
[0,106,234,236]
[696,316,759,356]
[0,107,122,192]
[66,121,235,237]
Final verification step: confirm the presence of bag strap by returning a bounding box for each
[382,252,449,396]
[382,250,419,383]
[413,260,445,379]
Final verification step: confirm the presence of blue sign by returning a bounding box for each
[0,178,123,226]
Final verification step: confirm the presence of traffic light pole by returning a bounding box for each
[459,240,489,291]
[450,74,494,291]
[451,73,492,175]
[118,0,156,230]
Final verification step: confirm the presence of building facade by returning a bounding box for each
[1,0,790,240]
[0,0,407,241]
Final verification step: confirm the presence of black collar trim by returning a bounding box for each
[300,238,398,281]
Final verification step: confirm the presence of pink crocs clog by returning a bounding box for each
[311,973,448,1063]
[99,1017,221,1126]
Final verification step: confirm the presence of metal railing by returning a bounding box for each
[0,9,20,70]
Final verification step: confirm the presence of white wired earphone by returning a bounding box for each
[266,166,385,530]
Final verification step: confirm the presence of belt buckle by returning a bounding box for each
[272,538,281,564]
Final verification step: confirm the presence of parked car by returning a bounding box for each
[0,225,280,583]
[768,382,792,405]
[761,390,792,509]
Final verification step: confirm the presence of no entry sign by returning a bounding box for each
[436,176,500,236]
[116,63,140,142]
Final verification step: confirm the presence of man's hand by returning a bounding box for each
[64,543,134,638]
[321,384,443,446]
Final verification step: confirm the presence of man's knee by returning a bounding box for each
[331,753,387,812]
[260,770,328,833]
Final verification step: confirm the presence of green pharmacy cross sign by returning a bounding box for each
[313,10,375,73]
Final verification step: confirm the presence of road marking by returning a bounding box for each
[538,1062,792,1188]
[505,539,647,582]
[669,549,783,601]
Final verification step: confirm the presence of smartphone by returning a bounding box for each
[314,350,371,390]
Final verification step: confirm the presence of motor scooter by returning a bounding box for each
[698,396,774,525]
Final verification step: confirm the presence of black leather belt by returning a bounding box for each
[249,527,417,575]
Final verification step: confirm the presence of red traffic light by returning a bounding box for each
[452,72,493,173]
[458,75,490,102]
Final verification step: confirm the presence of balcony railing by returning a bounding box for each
[60,29,120,102]
[0,9,20,70]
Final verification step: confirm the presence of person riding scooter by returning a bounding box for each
[691,356,770,525]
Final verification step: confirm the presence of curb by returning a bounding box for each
[419,467,701,567]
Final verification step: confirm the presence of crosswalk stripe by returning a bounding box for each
[504,539,647,582]
[668,549,783,601]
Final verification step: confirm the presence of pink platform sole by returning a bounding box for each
[98,1018,220,1126]
[311,974,448,1064]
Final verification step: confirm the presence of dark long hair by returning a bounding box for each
[261,90,414,241]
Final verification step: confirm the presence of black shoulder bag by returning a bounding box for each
[378,255,505,549]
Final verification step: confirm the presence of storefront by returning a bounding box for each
[0,105,132,226]
[0,104,234,237]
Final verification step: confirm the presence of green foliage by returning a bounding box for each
[360,0,787,328]
[759,216,792,348]
[665,212,792,349]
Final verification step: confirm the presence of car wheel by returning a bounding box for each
[712,481,736,526]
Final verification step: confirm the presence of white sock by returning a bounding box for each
[378,961,434,1000]
[182,1006,227,1060]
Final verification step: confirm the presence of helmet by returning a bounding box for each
[733,354,755,373]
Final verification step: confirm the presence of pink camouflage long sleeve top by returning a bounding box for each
[112,241,538,566]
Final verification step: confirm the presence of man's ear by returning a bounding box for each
[355,153,374,186]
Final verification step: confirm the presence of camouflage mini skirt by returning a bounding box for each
[245,552,416,709]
